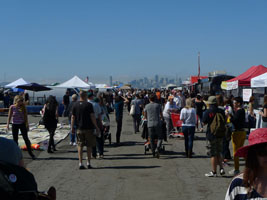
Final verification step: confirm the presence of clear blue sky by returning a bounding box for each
[1,0,267,83]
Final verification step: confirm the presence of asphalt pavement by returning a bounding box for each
[0,111,245,200]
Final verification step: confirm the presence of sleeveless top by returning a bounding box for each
[11,105,25,124]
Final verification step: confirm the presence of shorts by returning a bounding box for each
[77,129,96,147]
[206,138,223,157]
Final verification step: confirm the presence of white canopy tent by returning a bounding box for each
[56,76,95,89]
[251,72,267,88]
[5,78,28,88]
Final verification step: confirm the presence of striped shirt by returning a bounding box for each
[11,105,25,124]
[225,174,264,200]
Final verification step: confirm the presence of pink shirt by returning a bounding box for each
[11,105,25,124]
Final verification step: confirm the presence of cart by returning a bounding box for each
[169,113,184,138]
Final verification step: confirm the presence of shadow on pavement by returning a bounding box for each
[35,157,79,161]
[97,165,161,169]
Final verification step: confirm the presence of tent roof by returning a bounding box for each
[56,76,93,89]
[251,72,267,88]
[5,78,28,88]
[227,65,267,86]
[190,76,208,84]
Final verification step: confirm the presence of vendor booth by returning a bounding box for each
[226,65,267,90]
[56,75,95,89]
[251,72,267,88]
[225,65,267,97]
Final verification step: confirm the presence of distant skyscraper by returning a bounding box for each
[109,76,112,86]
[155,75,159,83]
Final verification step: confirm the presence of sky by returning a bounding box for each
[1,0,267,84]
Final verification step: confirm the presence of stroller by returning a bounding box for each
[144,121,166,156]
[169,113,184,138]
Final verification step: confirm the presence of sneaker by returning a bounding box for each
[220,168,225,176]
[229,169,240,176]
[73,142,77,146]
[87,165,93,169]
[69,142,73,146]
[79,165,86,170]
[205,171,217,177]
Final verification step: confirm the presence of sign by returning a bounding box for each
[243,89,252,102]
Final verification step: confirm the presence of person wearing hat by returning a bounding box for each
[203,96,226,177]
[225,128,267,199]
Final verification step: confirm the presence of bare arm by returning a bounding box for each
[262,108,267,118]
[6,106,13,130]
[144,110,147,120]
[90,113,100,132]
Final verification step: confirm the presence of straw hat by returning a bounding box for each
[235,128,267,157]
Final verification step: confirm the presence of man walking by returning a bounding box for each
[144,94,163,158]
[71,91,100,169]
[203,96,226,177]
[130,93,144,133]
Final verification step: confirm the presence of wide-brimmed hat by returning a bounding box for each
[235,128,267,157]
[207,96,217,105]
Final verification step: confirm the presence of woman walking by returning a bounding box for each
[6,95,35,159]
[43,96,59,153]
[180,98,197,158]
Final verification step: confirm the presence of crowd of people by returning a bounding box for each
[1,87,267,199]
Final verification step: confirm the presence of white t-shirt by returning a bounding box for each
[180,107,197,126]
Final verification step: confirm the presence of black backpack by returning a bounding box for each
[0,161,38,200]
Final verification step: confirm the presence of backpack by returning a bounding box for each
[210,112,226,138]
[0,161,38,200]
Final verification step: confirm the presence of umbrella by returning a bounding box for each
[16,83,51,91]
[16,83,51,105]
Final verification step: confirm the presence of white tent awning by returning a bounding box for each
[5,78,28,88]
[56,76,94,89]
[251,72,267,88]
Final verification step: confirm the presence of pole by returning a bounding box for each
[198,52,200,79]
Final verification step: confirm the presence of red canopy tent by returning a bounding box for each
[190,76,208,84]
[226,65,267,90]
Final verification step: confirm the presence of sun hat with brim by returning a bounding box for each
[207,96,217,105]
[235,128,267,157]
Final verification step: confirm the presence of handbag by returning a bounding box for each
[130,104,135,115]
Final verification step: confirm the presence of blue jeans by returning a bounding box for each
[182,126,195,153]
[69,121,76,143]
